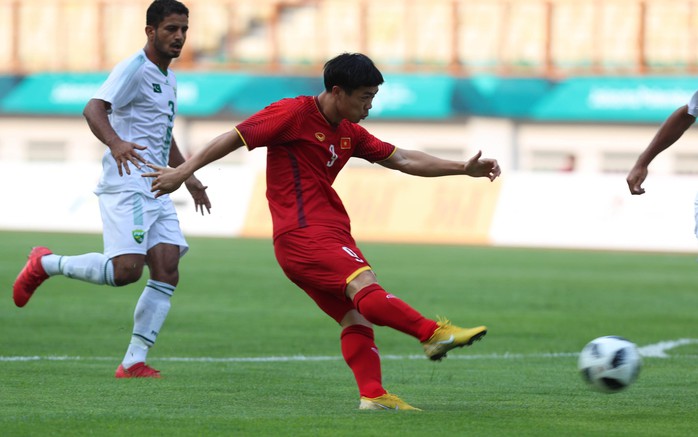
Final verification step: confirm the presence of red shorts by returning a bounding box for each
[273,226,373,323]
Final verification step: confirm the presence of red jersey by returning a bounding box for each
[235,96,396,239]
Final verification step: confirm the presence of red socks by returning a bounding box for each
[343,285,440,398]
[352,284,438,342]
[341,325,385,398]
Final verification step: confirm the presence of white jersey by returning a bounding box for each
[93,49,178,197]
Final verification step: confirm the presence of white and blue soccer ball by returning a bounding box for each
[578,336,642,393]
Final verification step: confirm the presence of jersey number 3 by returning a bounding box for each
[326,144,338,167]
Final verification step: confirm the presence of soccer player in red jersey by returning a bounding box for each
[143,53,501,410]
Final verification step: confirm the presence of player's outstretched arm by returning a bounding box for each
[379,148,500,181]
[142,130,245,198]
[626,105,696,195]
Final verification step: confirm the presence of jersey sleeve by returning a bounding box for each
[687,90,698,117]
[352,124,396,163]
[93,54,144,110]
[235,99,299,150]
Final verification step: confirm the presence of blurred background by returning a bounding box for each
[4,0,698,76]
[2,0,698,252]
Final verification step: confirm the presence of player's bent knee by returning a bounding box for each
[113,275,141,287]
[113,267,144,286]
[345,271,378,301]
[340,309,372,328]
[111,255,146,286]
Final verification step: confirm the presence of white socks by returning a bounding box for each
[122,280,175,368]
[40,253,175,369]
[41,253,115,286]
[123,340,149,368]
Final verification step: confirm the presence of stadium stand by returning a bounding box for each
[2,0,698,75]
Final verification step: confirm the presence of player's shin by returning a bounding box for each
[122,279,175,368]
[353,284,438,342]
[42,253,116,286]
[341,325,385,398]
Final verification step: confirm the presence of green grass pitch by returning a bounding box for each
[1,231,697,436]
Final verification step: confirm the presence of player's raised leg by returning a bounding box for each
[350,279,487,361]
[13,247,117,307]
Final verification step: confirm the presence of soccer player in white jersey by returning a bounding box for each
[627,91,698,195]
[12,0,210,378]
[626,90,698,252]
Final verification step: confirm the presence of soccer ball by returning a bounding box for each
[577,336,642,393]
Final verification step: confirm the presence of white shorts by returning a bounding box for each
[98,191,188,259]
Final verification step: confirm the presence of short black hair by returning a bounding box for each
[323,53,384,94]
[146,0,189,27]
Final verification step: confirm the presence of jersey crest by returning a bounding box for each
[132,229,145,244]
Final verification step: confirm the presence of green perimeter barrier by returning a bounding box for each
[1,72,697,122]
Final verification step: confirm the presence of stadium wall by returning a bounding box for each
[2,162,697,253]
[4,73,698,252]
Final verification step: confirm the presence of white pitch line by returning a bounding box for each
[0,353,576,363]
[1,338,696,364]
[637,338,698,358]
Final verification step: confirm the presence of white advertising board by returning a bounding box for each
[2,163,698,253]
